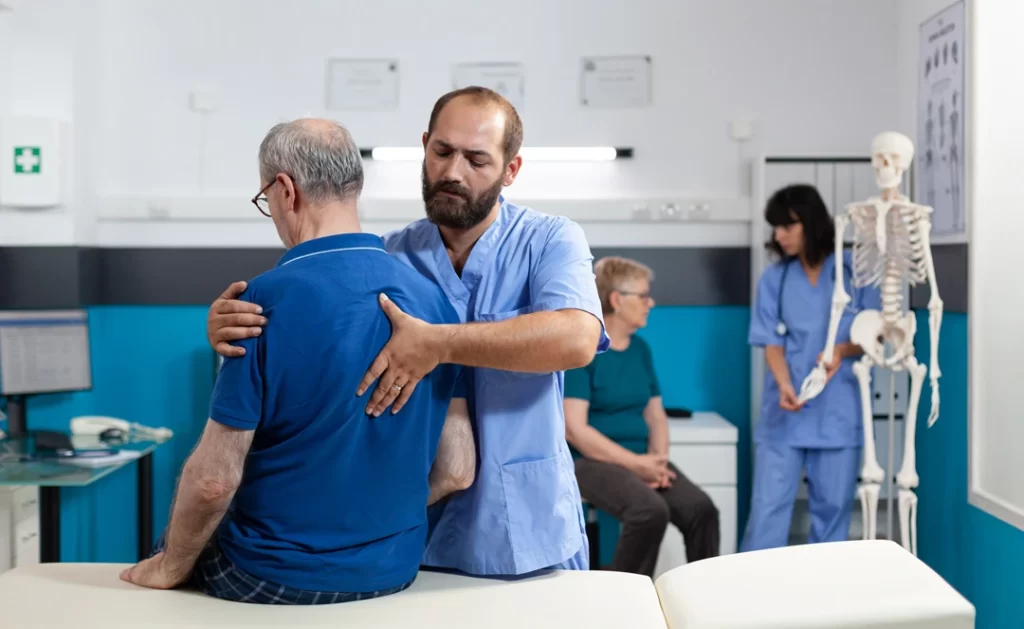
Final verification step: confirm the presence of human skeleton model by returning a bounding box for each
[797,132,943,556]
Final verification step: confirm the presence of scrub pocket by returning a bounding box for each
[500,454,579,555]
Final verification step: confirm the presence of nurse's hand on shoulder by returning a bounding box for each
[358,294,445,417]
[779,383,804,412]
[207,281,267,357]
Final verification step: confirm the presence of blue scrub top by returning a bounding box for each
[383,197,610,576]
[749,251,881,449]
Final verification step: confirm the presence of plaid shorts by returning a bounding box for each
[151,533,413,605]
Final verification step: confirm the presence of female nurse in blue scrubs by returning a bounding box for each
[742,184,880,551]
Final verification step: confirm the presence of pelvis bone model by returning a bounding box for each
[798,131,943,556]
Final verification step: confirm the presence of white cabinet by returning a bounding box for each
[653,412,738,579]
[0,486,40,574]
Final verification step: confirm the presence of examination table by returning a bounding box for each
[0,540,974,628]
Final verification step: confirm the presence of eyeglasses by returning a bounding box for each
[251,181,275,217]
[618,290,653,302]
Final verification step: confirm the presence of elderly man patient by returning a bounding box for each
[119,119,474,604]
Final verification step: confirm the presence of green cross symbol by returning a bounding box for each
[14,147,41,174]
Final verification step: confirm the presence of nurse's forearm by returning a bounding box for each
[839,342,863,358]
[437,310,602,373]
[567,424,638,469]
[764,345,792,389]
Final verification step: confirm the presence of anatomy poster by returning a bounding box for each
[916,0,966,239]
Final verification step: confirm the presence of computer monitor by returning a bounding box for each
[0,309,92,437]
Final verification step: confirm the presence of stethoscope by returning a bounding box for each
[774,258,854,337]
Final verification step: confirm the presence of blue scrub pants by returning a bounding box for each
[740,442,861,552]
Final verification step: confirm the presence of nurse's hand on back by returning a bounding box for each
[743,184,880,553]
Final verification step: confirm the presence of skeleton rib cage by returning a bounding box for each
[848,200,931,325]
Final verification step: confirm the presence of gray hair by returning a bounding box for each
[258,119,364,204]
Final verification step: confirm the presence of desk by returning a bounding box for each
[653,412,738,579]
[0,438,171,565]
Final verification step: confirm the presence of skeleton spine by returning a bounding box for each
[881,261,903,324]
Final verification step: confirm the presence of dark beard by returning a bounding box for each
[421,162,502,229]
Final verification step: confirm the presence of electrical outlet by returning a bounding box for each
[687,202,712,220]
[147,203,170,219]
[659,203,682,221]
[631,205,652,221]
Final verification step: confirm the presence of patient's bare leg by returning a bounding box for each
[428,398,476,505]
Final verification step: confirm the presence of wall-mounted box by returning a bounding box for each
[0,117,64,208]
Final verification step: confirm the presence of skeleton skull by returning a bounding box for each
[871,131,915,191]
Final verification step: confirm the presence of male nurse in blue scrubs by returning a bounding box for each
[207,87,609,576]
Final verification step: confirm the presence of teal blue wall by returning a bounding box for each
[914,312,1024,629]
[641,305,751,532]
[7,304,752,566]
[17,306,215,562]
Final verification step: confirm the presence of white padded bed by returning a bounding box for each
[656,540,975,629]
[0,563,668,628]
[0,540,974,628]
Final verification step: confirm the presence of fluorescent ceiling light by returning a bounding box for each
[364,147,631,162]
[370,147,425,161]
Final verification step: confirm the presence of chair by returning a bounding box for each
[583,498,601,570]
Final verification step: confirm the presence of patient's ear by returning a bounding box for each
[277,173,298,212]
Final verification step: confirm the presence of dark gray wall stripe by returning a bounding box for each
[591,247,750,306]
[96,248,284,306]
[0,247,90,309]
[0,244,965,311]
[909,244,968,313]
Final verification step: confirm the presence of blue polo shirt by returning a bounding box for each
[208,233,463,593]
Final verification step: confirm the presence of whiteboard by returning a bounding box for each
[967,0,1024,531]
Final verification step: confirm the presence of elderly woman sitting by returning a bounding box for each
[564,256,720,577]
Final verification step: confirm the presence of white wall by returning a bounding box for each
[968,0,1024,532]
[0,0,85,244]
[1,0,901,247]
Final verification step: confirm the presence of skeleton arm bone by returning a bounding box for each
[798,210,852,402]
[917,211,943,427]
